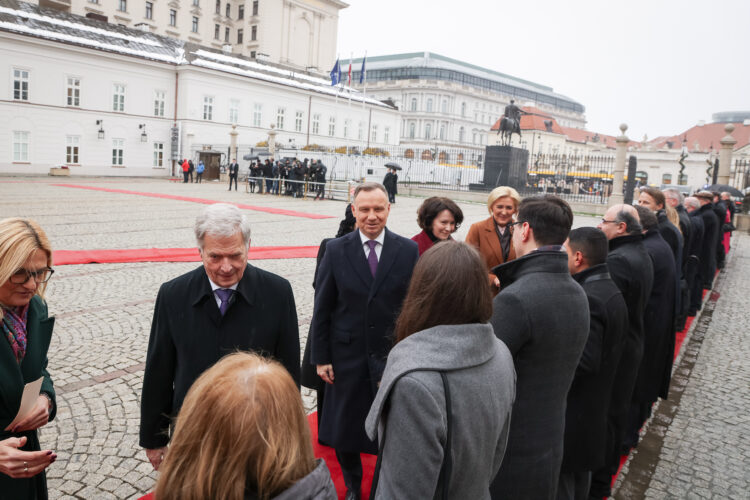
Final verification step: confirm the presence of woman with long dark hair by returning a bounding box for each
[366,242,515,499]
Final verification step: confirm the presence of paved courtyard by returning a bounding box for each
[0,176,747,499]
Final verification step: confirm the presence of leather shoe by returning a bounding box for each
[344,489,361,500]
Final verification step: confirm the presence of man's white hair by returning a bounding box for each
[684,197,701,210]
[194,203,251,250]
[663,188,684,204]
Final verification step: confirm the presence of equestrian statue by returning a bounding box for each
[498,99,525,146]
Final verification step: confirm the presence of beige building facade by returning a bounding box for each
[31,0,346,69]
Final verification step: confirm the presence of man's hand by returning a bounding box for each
[0,437,55,478]
[145,447,167,471]
[7,395,50,433]
[317,364,335,384]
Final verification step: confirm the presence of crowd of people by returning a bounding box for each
[0,182,737,499]
[246,158,328,199]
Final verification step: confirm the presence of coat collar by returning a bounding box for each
[572,263,610,285]
[608,233,644,251]
[479,216,514,265]
[492,249,568,289]
[189,265,257,325]
[365,323,499,439]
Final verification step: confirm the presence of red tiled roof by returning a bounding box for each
[648,122,750,153]
[491,106,565,135]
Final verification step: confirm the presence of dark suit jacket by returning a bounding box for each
[228,162,239,176]
[489,251,589,500]
[562,264,628,472]
[0,296,56,498]
[139,264,299,449]
[465,217,517,295]
[696,203,719,287]
[310,228,418,453]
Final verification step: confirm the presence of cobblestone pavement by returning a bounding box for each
[614,233,750,499]
[2,176,745,499]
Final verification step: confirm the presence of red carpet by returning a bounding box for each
[307,412,376,500]
[53,246,319,265]
[52,184,334,219]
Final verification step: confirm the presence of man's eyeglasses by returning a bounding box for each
[507,221,525,228]
[600,219,622,225]
[9,267,55,284]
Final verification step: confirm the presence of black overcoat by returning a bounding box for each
[634,229,677,403]
[561,264,628,472]
[675,205,692,275]
[489,251,589,500]
[696,203,719,288]
[605,234,653,417]
[139,264,300,449]
[310,229,418,453]
[0,296,56,499]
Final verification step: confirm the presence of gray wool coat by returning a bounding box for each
[489,250,590,500]
[365,323,516,500]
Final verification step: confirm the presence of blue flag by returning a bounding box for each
[359,56,366,84]
[330,59,341,86]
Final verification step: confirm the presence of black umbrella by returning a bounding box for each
[384,162,402,170]
[705,184,743,198]
[243,154,259,161]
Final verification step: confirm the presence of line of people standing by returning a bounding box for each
[247,158,327,198]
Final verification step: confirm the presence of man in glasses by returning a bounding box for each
[589,204,654,499]
[489,195,589,500]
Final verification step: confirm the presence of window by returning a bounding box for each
[371,125,378,143]
[252,0,258,15]
[145,2,153,19]
[439,124,445,140]
[441,100,448,113]
[229,99,239,124]
[118,0,126,11]
[252,103,262,127]
[192,17,199,32]
[312,114,320,135]
[66,136,80,164]
[662,173,672,185]
[112,84,125,111]
[238,5,244,19]
[410,98,417,111]
[295,111,303,132]
[203,96,213,120]
[250,51,256,58]
[251,25,257,41]
[154,90,165,116]
[344,119,350,138]
[472,133,477,144]
[409,123,415,139]
[13,131,29,162]
[66,77,80,107]
[225,27,230,43]
[276,107,285,129]
[358,122,363,141]
[215,0,220,13]
[89,0,98,3]
[458,127,465,143]
[112,138,124,166]
[225,3,230,17]
[169,9,176,26]
[153,142,164,167]
[237,29,243,44]
[384,127,390,143]
[426,98,433,112]
[425,123,432,139]
[12,68,29,101]
[192,0,199,5]
[328,116,336,137]
[678,173,688,185]
[461,102,466,117]
[214,24,220,39]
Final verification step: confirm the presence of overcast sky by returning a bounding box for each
[337,0,750,140]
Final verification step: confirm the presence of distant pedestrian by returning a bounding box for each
[489,195,589,500]
[188,160,195,183]
[313,160,327,200]
[181,159,189,183]
[263,159,274,194]
[196,160,204,183]
[411,197,463,255]
[367,242,515,499]
[383,168,398,203]
[227,158,239,191]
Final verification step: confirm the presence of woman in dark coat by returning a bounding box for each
[0,218,57,499]
[411,197,464,256]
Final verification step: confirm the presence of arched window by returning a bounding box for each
[458,127,465,143]
[457,153,464,165]
[438,151,448,163]
[425,123,432,139]
[405,149,415,159]
[410,98,417,111]
[426,98,433,112]
[421,150,433,160]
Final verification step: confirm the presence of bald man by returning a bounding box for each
[590,204,654,499]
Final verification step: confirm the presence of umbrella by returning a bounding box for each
[704,184,743,198]
[243,154,259,161]
[384,162,402,170]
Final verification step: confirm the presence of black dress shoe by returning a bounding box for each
[344,489,361,500]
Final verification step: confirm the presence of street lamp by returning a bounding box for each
[139,124,148,142]
[96,120,105,140]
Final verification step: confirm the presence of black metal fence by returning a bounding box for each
[731,158,750,191]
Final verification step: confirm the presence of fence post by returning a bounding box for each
[718,124,737,185]
[609,123,629,207]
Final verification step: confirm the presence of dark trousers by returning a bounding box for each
[196,172,203,183]
[624,402,652,450]
[335,450,362,493]
[315,183,325,199]
[266,179,273,193]
[228,174,238,190]
[556,471,591,500]
[189,171,194,182]
[689,272,704,313]
[589,412,626,499]
[182,171,189,183]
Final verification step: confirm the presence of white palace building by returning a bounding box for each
[0,0,397,177]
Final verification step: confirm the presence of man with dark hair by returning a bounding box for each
[558,227,628,500]
[638,187,682,264]
[311,182,418,500]
[590,204,653,499]
[625,206,677,450]
[489,195,589,500]
[227,158,239,191]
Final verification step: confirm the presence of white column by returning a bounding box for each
[609,123,628,207]
[718,123,737,185]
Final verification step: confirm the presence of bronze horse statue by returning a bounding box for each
[498,115,521,146]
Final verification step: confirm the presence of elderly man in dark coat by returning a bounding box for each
[665,188,693,329]
[624,206,677,450]
[684,197,706,315]
[558,227,628,500]
[590,204,653,499]
[694,191,720,290]
[139,203,300,471]
[489,195,589,500]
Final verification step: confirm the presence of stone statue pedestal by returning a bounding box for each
[482,146,528,190]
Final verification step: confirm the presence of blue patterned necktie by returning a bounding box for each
[215,288,234,316]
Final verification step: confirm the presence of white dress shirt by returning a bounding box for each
[360,229,385,261]
[208,277,239,308]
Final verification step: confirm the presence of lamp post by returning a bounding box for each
[139,124,148,142]
[96,120,105,140]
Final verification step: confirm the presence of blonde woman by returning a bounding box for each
[149,352,336,500]
[465,186,521,294]
[0,218,57,498]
